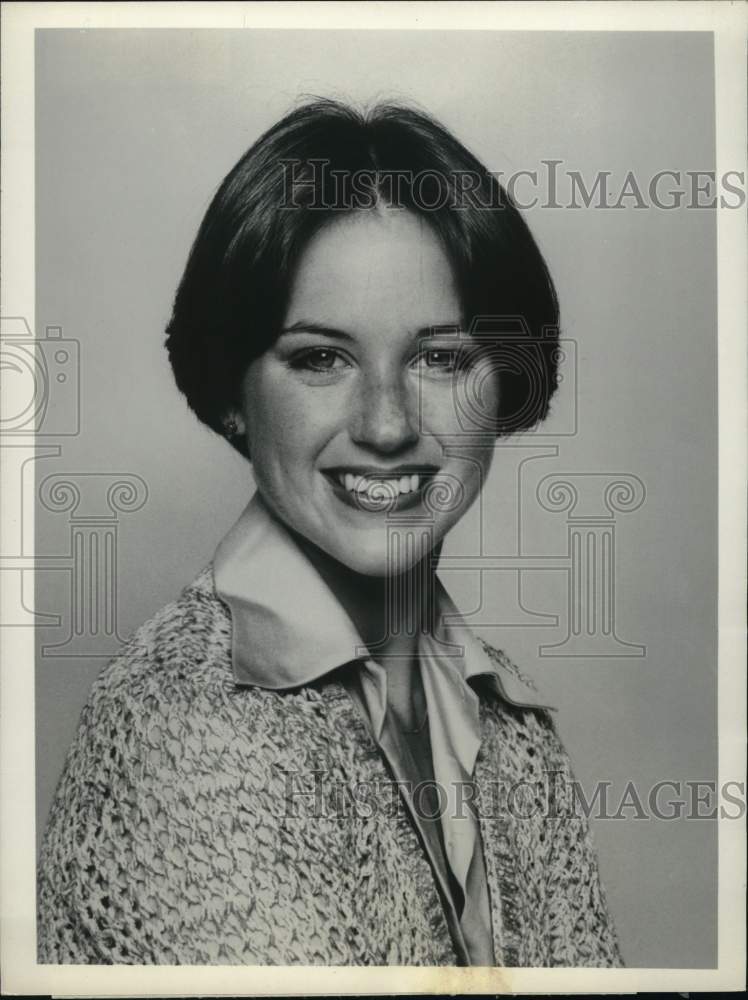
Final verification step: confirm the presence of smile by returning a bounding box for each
[338,472,423,495]
[322,466,439,513]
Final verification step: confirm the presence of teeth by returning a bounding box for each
[335,473,423,495]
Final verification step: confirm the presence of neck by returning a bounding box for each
[289,528,443,731]
[290,530,443,664]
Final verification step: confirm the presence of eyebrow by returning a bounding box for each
[279,321,464,341]
[280,321,354,341]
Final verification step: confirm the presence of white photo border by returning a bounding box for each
[1,1,745,995]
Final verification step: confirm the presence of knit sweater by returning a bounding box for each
[37,564,623,967]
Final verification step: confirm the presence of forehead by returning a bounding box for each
[284,208,461,331]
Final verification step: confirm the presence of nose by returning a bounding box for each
[349,368,419,454]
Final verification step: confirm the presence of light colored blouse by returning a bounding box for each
[213,490,555,966]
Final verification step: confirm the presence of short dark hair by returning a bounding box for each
[165,99,560,454]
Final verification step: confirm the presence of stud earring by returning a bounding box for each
[223,416,239,439]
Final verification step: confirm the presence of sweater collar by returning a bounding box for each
[213,491,554,710]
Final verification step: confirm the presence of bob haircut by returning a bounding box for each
[165,99,560,456]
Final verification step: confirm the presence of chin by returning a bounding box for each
[328,529,442,578]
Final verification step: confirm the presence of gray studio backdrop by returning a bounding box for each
[33,29,718,968]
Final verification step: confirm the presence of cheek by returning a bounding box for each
[417,382,460,437]
[459,363,501,434]
[445,448,493,518]
[419,367,501,439]
[242,373,341,477]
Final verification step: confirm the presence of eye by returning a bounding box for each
[414,347,463,375]
[290,347,350,373]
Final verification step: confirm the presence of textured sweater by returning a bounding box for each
[37,564,623,967]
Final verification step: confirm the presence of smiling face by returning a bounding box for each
[232,207,500,576]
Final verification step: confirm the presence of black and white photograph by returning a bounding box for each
[1,1,745,995]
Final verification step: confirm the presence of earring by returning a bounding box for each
[223,416,239,439]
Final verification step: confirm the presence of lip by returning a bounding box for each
[323,464,440,477]
[322,465,439,514]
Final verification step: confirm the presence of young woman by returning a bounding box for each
[37,100,623,967]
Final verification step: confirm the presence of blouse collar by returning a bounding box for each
[213,490,554,711]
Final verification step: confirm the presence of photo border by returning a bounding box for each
[1,1,745,994]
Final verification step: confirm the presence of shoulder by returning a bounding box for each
[42,564,294,824]
[69,564,325,762]
[474,636,572,769]
[53,563,246,781]
[90,563,232,709]
[476,636,545,696]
